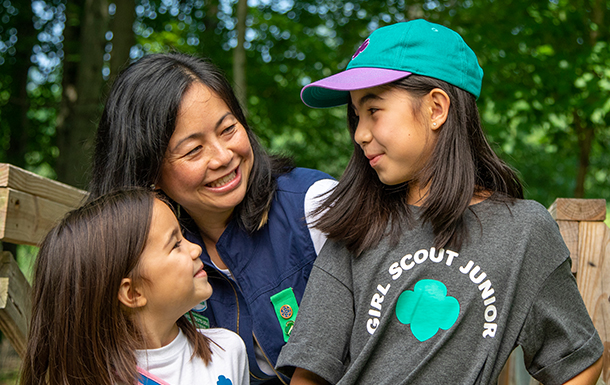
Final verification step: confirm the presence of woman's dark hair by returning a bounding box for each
[315,75,523,256]
[88,53,292,232]
[20,188,214,385]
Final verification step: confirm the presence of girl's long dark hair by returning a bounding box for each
[315,75,523,256]
[20,189,214,385]
[88,53,292,232]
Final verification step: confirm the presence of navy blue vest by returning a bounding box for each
[184,168,333,384]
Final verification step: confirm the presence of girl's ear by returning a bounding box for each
[118,278,147,308]
[428,88,450,130]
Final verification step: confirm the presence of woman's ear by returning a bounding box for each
[118,278,147,308]
[428,88,450,129]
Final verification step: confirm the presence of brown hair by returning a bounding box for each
[314,75,523,256]
[20,188,214,385]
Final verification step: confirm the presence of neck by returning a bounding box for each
[139,312,181,349]
[190,209,232,270]
[191,209,233,244]
[407,181,429,206]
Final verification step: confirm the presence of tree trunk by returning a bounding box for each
[109,0,136,81]
[573,0,605,198]
[55,0,109,188]
[573,112,593,198]
[3,0,36,168]
[233,0,248,109]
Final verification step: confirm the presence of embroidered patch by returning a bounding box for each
[270,287,299,342]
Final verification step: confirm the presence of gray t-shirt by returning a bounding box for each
[276,199,603,385]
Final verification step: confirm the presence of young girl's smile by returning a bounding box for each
[138,199,212,319]
[350,86,439,188]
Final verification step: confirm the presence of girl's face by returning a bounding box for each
[350,86,438,187]
[137,199,211,318]
[156,82,254,223]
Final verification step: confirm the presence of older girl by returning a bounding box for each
[277,19,603,385]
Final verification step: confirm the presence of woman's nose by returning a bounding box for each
[207,142,232,170]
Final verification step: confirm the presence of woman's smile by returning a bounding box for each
[206,167,240,190]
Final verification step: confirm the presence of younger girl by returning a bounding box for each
[20,188,248,385]
[276,19,603,384]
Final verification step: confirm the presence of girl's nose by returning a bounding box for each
[187,239,202,260]
[354,120,372,147]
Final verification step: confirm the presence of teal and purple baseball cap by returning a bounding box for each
[300,19,484,108]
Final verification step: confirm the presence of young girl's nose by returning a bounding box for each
[354,121,372,146]
[187,240,202,260]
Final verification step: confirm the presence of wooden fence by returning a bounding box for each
[0,163,608,383]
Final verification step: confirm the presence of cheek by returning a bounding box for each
[160,161,204,193]
[236,130,253,156]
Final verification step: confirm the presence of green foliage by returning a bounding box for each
[1,0,609,202]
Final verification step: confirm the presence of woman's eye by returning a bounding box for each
[173,240,182,250]
[223,124,237,135]
[185,145,202,157]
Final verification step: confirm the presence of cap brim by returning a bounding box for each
[300,68,411,108]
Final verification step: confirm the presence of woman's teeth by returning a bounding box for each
[207,170,236,188]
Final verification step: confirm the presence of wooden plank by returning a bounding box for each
[549,198,606,222]
[0,163,88,207]
[0,187,76,246]
[0,251,32,358]
[575,221,610,384]
[557,220,580,273]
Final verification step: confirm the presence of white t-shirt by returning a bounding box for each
[136,328,249,385]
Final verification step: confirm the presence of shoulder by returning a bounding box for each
[199,328,246,353]
[475,198,559,232]
[276,168,335,193]
[473,198,569,265]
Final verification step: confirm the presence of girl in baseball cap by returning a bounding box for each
[276,19,603,385]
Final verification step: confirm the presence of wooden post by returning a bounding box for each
[0,251,31,358]
[549,198,609,383]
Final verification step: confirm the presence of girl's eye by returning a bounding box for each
[368,108,379,115]
[173,240,182,250]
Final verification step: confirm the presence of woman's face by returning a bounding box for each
[156,82,254,223]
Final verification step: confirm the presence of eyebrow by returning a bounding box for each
[170,112,234,152]
[351,93,384,110]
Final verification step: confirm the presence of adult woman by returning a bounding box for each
[88,53,335,384]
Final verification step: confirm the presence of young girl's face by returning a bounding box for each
[137,199,212,317]
[350,86,438,187]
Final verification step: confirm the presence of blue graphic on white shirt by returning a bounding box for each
[395,279,460,341]
[217,375,232,385]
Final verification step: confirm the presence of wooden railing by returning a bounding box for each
[0,163,87,357]
[0,163,608,384]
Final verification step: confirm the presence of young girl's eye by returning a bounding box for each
[368,108,379,115]
[173,240,182,250]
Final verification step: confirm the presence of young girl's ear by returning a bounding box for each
[118,278,147,308]
[428,88,450,129]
